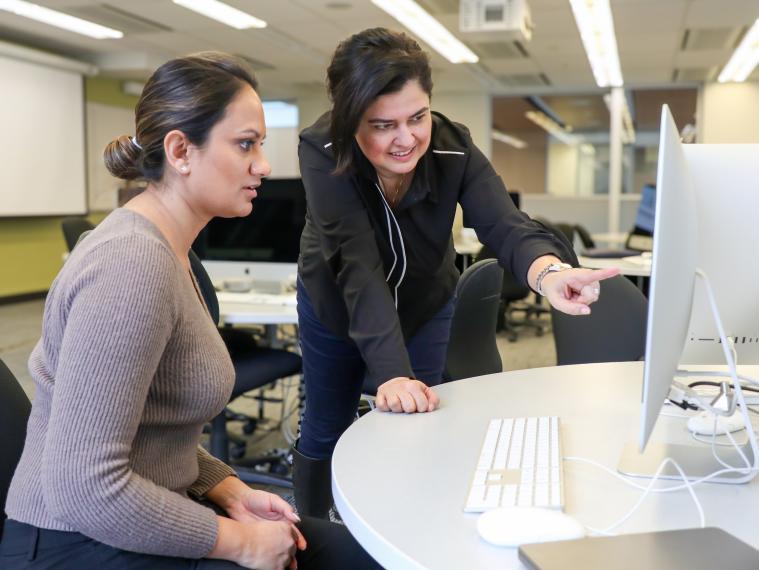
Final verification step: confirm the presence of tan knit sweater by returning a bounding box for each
[6,208,237,558]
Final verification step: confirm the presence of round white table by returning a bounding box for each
[332,363,759,569]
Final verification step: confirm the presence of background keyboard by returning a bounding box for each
[464,416,564,512]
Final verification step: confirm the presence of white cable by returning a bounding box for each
[565,269,759,534]
[565,455,704,535]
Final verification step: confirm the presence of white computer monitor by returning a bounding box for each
[618,105,759,483]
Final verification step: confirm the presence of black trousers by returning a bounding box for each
[0,519,382,570]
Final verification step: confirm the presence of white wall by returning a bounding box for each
[546,142,579,197]
[698,83,759,144]
[432,92,492,159]
[521,194,642,234]
[87,102,134,211]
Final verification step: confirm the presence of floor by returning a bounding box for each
[0,297,556,502]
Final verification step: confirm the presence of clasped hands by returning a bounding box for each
[207,476,305,570]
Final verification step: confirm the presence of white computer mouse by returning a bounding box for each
[686,410,745,436]
[476,507,586,548]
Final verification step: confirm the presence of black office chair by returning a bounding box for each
[0,359,32,541]
[476,245,547,343]
[554,222,576,249]
[443,259,504,381]
[189,251,302,488]
[550,274,648,365]
[574,224,596,249]
[61,217,95,252]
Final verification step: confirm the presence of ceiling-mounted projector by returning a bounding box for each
[459,0,533,42]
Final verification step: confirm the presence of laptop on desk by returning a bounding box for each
[518,527,759,570]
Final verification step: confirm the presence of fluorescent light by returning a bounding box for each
[371,0,478,64]
[173,0,266,30]
[525,110,581,145]
[568,0,623,87]
[603,93,636,144]
[718,18,759,83]
[492,129,527,149]
[0,0,123,39]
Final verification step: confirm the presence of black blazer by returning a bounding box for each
[298,111,571,387]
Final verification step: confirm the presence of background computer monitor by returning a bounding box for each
[633,183,656,235]
[194,177,305,264]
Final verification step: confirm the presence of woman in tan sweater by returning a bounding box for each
[1,52,378,570]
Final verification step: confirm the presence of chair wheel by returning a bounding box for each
[242,421,256,435]
[230,444,246,460]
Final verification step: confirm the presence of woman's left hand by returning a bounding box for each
[226,489,301,526]
[540,267,620,316]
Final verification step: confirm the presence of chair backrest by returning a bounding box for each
[189,249,220,325]
[444,259,504,381]
[0,359,32,538]
[532,217,579,266]
[61,217,95,252]
[554,222,576,248]
[551,275,648,365]
[574,224,596,249]
[475,244,530,303]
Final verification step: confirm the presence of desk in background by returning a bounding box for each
[332,362,759,569]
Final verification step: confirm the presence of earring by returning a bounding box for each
[180,164,189,173]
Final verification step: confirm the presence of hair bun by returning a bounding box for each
[103,134,143,180]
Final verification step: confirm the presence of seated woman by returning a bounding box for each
[0,52,378,570]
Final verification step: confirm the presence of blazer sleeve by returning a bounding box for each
[40,236,220,559]
[299,143,414,385]
[457,139,574,285]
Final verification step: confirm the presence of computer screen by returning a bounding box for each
[618,105,759,483]
[633,183,656,235]
[194,177,306,264]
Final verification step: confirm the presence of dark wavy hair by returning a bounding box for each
[104,52,258,181]
[327,27,433,174]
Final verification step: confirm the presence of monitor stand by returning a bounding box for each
[618,440,755,484]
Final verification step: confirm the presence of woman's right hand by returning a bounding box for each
[376,377,439,413]
[210,516,305,570]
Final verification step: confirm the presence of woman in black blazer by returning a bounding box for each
[292,28,618,518]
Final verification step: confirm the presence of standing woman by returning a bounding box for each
[293,28,618,517]
[1,52,379,570]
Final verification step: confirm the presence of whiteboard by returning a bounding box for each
[0,54,86,216]
[86,102,134,211]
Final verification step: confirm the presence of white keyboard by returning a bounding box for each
[464,417,564,513]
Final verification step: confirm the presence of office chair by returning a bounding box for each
[476,246,547,343]
[443,258,504,381]
[532,217,580,266]
[61,217,95,252]
[550,274,648,365]
[358,259,504,411]
[189,251,302,488]
[574,224,596,249]
[0,359,32,541]
[554,222,576,249]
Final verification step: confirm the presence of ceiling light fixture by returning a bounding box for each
[718,18,759,83]
[172,0,266,30]
[371,0,478,64]
[568,0,623,87]
[492,129,527,149]
[525,110,580,145]
[0,0,123,39]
